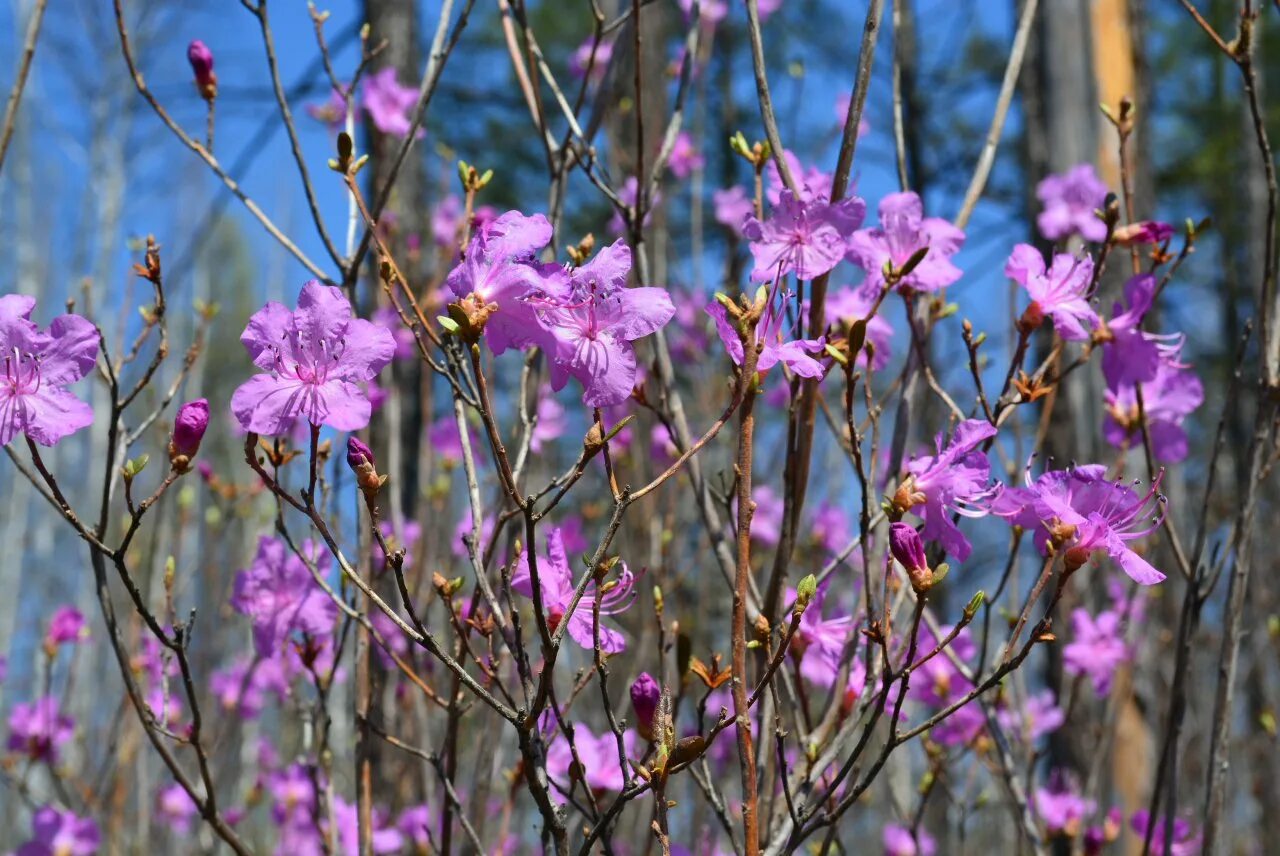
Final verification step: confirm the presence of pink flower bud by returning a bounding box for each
[1112,220,1173,246]
[346,435,375,471]
[170,399,209,461]
[889,522,933,593]
[44,606,88,649]
[630,672,660,740]
[187,40,217,101]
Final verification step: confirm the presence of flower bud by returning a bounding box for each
[630,673,660,742]
[187,40,217,101]
[347,435,375,470]
[169,399,209,471]
[889,522,933,593]
[1112,220,1173,246]
[346,436,386,500]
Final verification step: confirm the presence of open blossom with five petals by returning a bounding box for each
[232,282,395,435]
[1036,164,1108,243]
[1,294,99,446]
[1034,773,1096,836]
[1063,605,1132,695]
[847,192,964,294]
[511,526,636,652]
[787,584,855,688]
[744,189,864,283]
[231,536,340,657]
[536,240,675,407]
[1103,345,1203,463]
[993,464,1167,584]
[707,291,827,379]
[446,211,567,355]
[15,806,100,856]
[361,67,423,139]
[1097,273,1179,389]
[7,697,74,762]
[901,419,999,562]
[1005,244,1099,340]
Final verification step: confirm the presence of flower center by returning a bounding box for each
[2,347,41,395]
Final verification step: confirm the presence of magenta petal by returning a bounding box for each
[39,314,99,385]
[17,388,95,446]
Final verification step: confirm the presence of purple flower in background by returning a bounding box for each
[397,805,432,852]
[44,606,88,648]
[7,697,74,762]
[1098,273,1185,390]
[1103,346,1203,463]
[427,414,483,465]
[765,150,834,207]
[744,484,785,546]
[811,500,851,555]
[608,177,662,237]
[713,186,754,237]
[1004,244,1099,340]
[156,783,198,836]
[1113,220,1175,246]
[452,509,495,559]
[361,67,423,139]
[993,464,1167,585]
[372,306,418,361]
[0,655,7,683]
[231,536,339,657]
[677,0,729,27]
[545,724,637,792]
[0,294,99,446]
[305,86,352,129]
[1035,773,1095,836]
[834,94,872,139]
[743,189,865,282]
[847,192,964,294]
[910,625,985,746]
[1063,607,1130,695]
[511,527,636,652]
[569,37,614,83]
[187,40,216,100]
[998,689,1065,742]
[902,419,998,562]
[15,806,100,856]
[1036,164,1108,243]
[668,131,704,179]
[430,193,498,249]
[1130,811,1201,856]
[789,584,855,688]
[231,282,395,435]
[530,394,567,453]
[334,797,404,855]
[630,672,660,739]
[707,294,827,379]
[883,824,937,856]
[537,240,675,407]
[826,283,893,369]
[446,211,566,355]
[210,655,291,717]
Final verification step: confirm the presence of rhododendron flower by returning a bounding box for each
[883,823,937,856]
[889,522,932,591]
[993,464,1167,585]
[537,240,675,407]
[511,527,636,652]
[738,484,785,545]
[305,85,352,129]
[901,419,998,562]
[156,783,198,836]
[847,192,964,294]
[788,584,855,687]
[825,283,893,369]
[361,67,423,139]
[1036,164,1108,243]
[170,398,209,463]
[210,655,291,717]
[1035,773,1095,836]
[1130,811,1201,856]
[909,625,985,746]
[569,37,613,83]
[1,294,99,446]
[7,696,74,762]
[430,193,497,249]
[608,177,661,237]
[15,806,100,856]
[744,189,864,283]
[446,211,566,355]
[545,724,637,792]
[668,131,704,179]
[1113,220,1174,245]
[1097,273,1178,389]
[1004,244,1099,340]
[630,672,660,739]
[452,509,495,559]
[334,797,404,855]
[1103,345,1203,463]
[811,500,852,555]
[1062,606,1131,695]
[531,394,568,452]
[397,805,432,852]
[231,536,339,657]
[371,306,418,362]
[765,149,834,206]
[231,282,395,435]
[187,40,216,100]
[707,292,827,379]
[44,605,88,648]
[997,689,1065,741]
[713,186,754,236]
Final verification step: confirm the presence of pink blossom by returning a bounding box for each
[707,293,827,379]
[156,783,198,836]
[1103,343,1203,463]
[1063,607,1130,695]
[1034,773,1095,836]
[765,150,834,206]
[545,724,637,792]
[1130,811,1201,856]
[998,689,1065,741]
[745,189,864,282]
[14,806,100,856]
[187,40,216,101]
[44,606,88,648]
[1036,164,1108,243]
[1005,244,1099,341]
[903,419,999,562]
[788,584,855,688]
[231,536,339,657]
[0,294,99,446]
[847,192,964,294]
[361,67,423,139]
[569,37,614,83]
[883,824,936,856]
[608,177,661,237]
[713,185,754,236]
[7,697,74,762]
[668,131,704,179]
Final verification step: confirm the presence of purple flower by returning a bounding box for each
[510,527,636,652]
[889,522,931,592]
[361,67,423,139]
[1036,164,1108,243]
[743,484,786,546]
[0,655,7,683]
[452,509,495,559]
[7,696,74,762]
[1113,220,1174,246]
[430,193,497,250]
[677,0,729,27]
[1063,607,1130,695]
[909,625,985,746]
[531,394,567,453]
[346,435,375,471]
[901,419,999,562]
[707,293,827,379]
[811,500,851,555]
[170,398,209,460]
[1103,345,1203,463]
[446,211,566,355]
[608,177,662,237]
[847,192,964,294]
[1034,773,1095,836]
[713,186,754,237]
[1004,244,1099,340]
[825,283,893,369]
[231,536,339,657]
[998,689,1065,741]
[0,294,99,446]
[834,94,872,139]
[1130,811,1201,856]
[210,655,291,717]
[545,724,637,792]
[232,282,395,435]
[44,606,88,648]
[993,464,1167,585]
[789,584,855,688]
[743,189,865,283]
[305,85,352,129]
[397,805,432,851]
[156,783,198,836]
[187,40,216,100]
[569,37,614,83]
[765,150,834,207]
[334,797,404,855]
[630,672,660,739]
[668,132,704,179]
[537,241,675,407]
[1097,273,1170,389]
[15,806,100,856]
[883,824,936,856]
